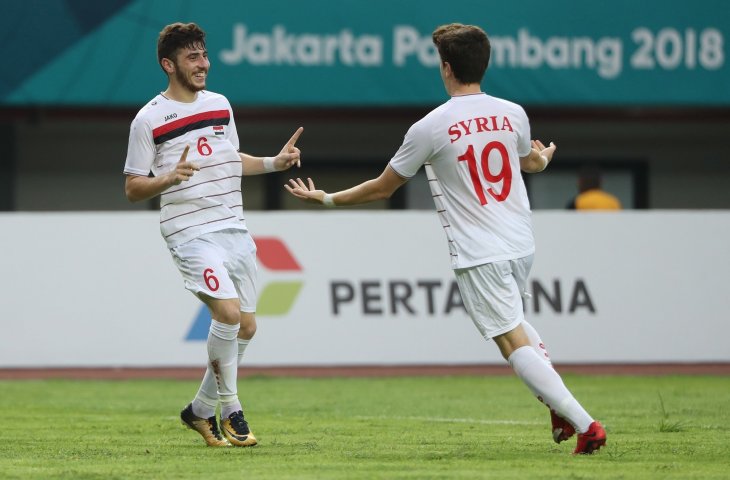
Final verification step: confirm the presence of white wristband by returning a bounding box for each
[263,156,276,173]
[322,193,336,207]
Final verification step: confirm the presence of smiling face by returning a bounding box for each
[157,23,209,99]
[169,44,210,93]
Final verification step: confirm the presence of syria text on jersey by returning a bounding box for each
[448,116,514,143]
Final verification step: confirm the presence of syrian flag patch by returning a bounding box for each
[213,125,225,135]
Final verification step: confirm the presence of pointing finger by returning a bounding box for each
[286,127,304,147]
[178,145,190,163]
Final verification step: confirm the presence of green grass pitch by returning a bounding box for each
[1,374,729,479]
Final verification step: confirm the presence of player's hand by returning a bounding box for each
[169,145,200,186]
[285,177,326,204]
[531,140,556,163]
[273,127,303,171]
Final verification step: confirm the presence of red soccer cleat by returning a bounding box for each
[550,410,576,444]
[574,421,606,454]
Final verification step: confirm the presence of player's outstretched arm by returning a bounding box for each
[520,140,556,173]
[285,165,407,207]
[241,127,303,175]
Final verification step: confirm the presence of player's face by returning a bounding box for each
[172,45,210,93]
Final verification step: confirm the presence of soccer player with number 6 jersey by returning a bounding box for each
[286,23,606,454]
[124,22,303,447]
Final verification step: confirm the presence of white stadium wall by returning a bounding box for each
[1,211,728,368]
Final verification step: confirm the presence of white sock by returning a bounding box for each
[207,319,242,417]
[221,338,251,418]
[193,335,250,419]
[191,380,217,419]
[521,321,552,367]
[237,338,250,364]
[508,345,594,433]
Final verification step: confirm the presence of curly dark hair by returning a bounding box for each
[157,22,206,72]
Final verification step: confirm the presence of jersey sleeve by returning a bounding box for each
[516,106,532,158]
[123,115,156,176]
[388,119,433,178]
[225,99,240,151]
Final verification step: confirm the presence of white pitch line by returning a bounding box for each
[355,415,541,426]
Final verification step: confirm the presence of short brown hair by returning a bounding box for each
[432,23,490,84]
[157,22,206,72]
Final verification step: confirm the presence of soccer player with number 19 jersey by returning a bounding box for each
[124,22,302,447]
[286,23,606,455]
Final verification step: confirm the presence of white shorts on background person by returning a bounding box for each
[455,255,534,340]
[170,228,258,312]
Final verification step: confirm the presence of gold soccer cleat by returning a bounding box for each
[180,403,231,447]
[220,410,258,447]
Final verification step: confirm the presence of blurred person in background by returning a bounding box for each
[286,23,606,454]
[123,22,302,447]
[566,165,622,210]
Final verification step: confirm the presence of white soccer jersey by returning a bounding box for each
[389,93,535,269]
[124,90,247,248]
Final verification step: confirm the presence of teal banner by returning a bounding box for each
[2,0,728,107]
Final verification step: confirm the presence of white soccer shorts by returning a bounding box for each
[169,228,258,312]
[454,255,534,340]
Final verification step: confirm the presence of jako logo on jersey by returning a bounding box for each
[164,113,177,121]
[185,237,303,341]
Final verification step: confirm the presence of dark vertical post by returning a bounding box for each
[264,171,282,210]
[0,123,16,211]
